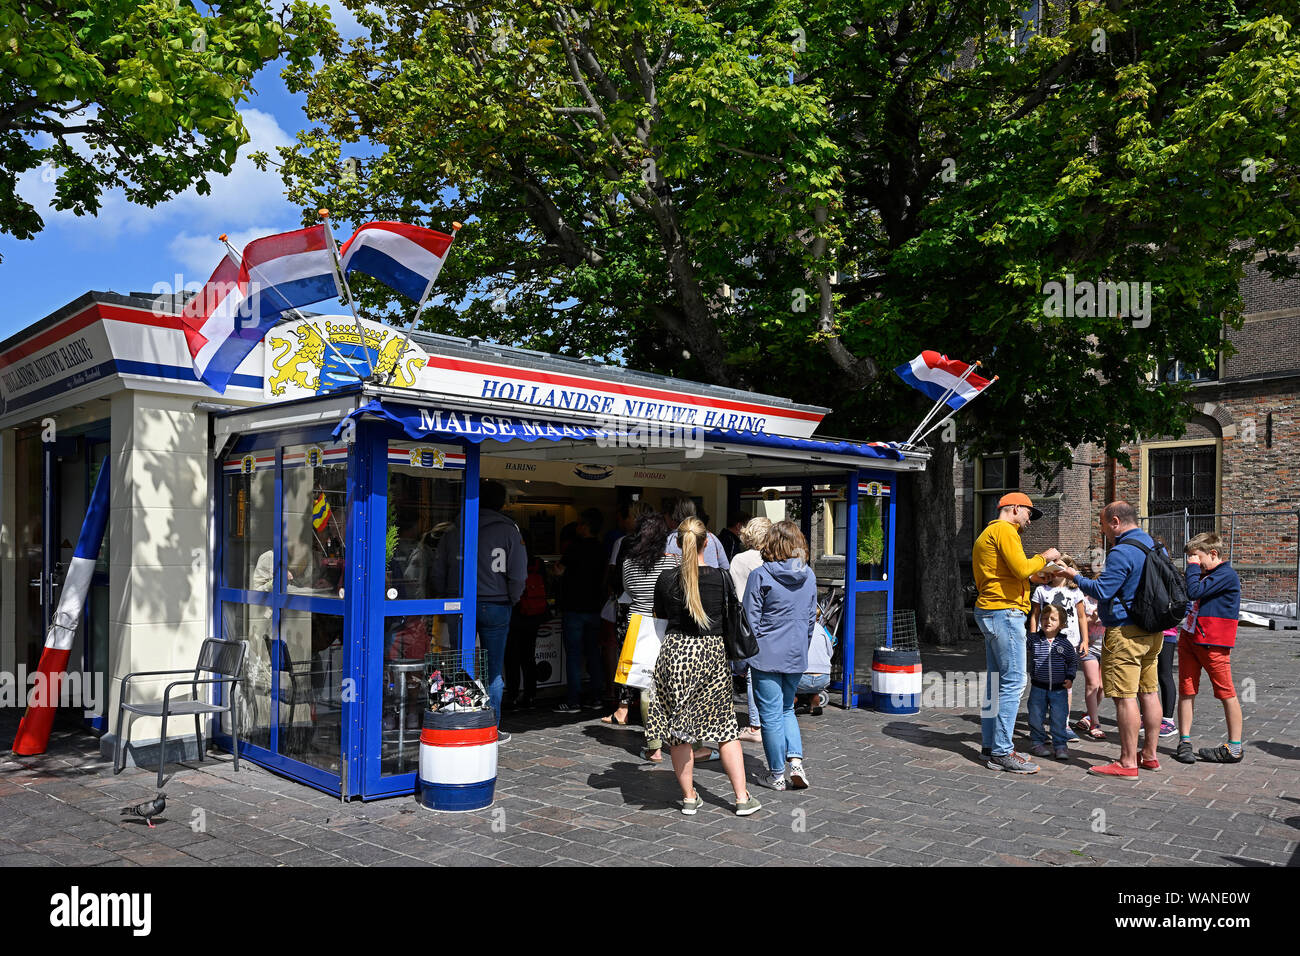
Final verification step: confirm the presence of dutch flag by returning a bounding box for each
[339,221,455,304]
[181,226,342,393]
[893,351,993,409]
[11,463,111,755]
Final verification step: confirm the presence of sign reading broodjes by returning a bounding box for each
[264,315,825,438]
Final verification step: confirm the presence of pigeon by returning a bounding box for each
[120,792,166,828]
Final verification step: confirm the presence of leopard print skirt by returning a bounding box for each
[645,631,739,747]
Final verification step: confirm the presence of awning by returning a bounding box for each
[335,399,926,470]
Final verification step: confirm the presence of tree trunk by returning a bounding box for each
[897,439,968,647]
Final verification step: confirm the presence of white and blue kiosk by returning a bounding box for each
[0,295,927,799]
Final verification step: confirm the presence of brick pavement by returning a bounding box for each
[2,628,1297,867]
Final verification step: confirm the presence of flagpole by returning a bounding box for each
[381,221,463,386]
[903,360,982,446]
[318,208,375,378]
[220,235,363,378]
[913,375,999,444]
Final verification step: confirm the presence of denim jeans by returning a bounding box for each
[796,673,830,696]
[746,667,761,728]
[974,607,1027,757]
[562,611,602,707]
[751,669,803,773]
[476,602,513,726]
[1027,686,1069,747]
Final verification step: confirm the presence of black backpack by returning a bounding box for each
[1115,539,1189,633]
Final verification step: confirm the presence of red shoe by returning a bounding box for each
[1139,757,1161,771]
[1088,761,1139,779]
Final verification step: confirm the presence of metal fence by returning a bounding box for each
[833,609,918,685]
[1142,508,1300,611]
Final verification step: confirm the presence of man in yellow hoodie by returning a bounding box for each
[973,492,1061,774]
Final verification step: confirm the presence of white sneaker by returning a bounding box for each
[760,771,787,791]
[787,760,810,790]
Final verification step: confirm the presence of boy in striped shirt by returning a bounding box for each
[1026,603,1079,760]
[1174,532,1243,764]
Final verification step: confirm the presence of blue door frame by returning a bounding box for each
[212,424,357,796]
[841,470,897,708]
[725,470,898,709]
[358,425,478,799]
[211,420,481,800]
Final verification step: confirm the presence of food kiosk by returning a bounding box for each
[0,292,928,798]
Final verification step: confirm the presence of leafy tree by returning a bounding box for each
[276,0,1300,643]
[0,0,332,254]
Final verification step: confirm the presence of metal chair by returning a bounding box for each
[114,638,248,788]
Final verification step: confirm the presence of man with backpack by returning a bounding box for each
[1063,501,1181,778]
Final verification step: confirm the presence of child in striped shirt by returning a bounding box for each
[1026,604,1079,760]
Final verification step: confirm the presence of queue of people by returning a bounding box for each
[974,494,1245,779]
[473,486,835,817]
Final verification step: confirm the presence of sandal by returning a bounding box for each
[1076,716,1106,740]
[640,748,663,763]
[600,711,630,726]
[693,748,721,762]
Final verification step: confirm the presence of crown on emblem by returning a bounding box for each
[325,321,387,349]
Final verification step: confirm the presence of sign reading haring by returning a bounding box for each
[264,315,429,399]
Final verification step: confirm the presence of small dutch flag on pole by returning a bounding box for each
[893,351,998,445]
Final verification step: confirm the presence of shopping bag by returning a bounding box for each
[614,612,667,689]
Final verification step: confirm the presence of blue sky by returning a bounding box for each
[0,3,367,340]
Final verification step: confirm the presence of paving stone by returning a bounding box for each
[4,630,1296,867]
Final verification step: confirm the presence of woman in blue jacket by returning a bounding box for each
[743,520,820,791]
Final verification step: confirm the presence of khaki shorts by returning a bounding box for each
[1100,625,1162,699]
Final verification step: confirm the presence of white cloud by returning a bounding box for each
[18,108,299,242]
[168,224,296,280]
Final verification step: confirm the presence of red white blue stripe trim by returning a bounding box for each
[388,443,467,469]
[283,446,349,469]
[223,453,276,474]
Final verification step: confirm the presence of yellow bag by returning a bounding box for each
[614,613,667,689]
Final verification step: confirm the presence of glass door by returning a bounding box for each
[361,434,471,799]
[214,428,354,796]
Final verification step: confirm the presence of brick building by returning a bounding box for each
[954,262,1300,607]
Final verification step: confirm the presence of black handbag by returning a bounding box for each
[721,571,759,661]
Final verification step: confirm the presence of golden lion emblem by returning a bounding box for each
[267,325,326,395]
[373,335,427,388]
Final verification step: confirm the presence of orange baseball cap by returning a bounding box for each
[998,492,1042,520]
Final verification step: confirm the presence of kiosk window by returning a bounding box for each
[220,602,272,750]
[278,609,343,774]
[222,456,274,592]
[386,443,465,600]
[282,444,348,598]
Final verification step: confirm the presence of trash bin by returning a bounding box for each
[417,707,498,812]
[871,646,922,715]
